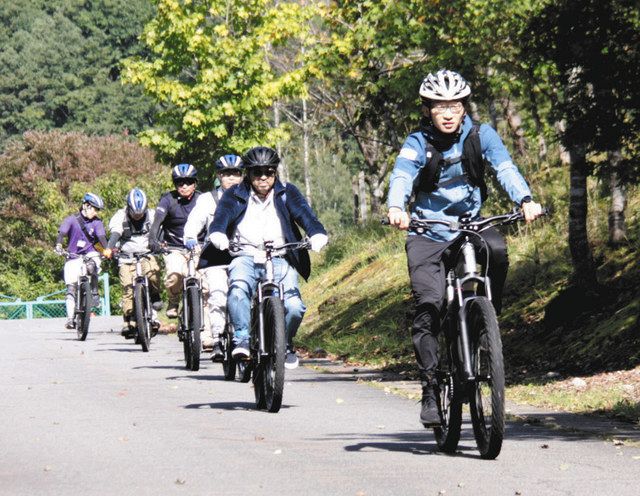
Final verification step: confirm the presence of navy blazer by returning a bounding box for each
[197,179,326,281]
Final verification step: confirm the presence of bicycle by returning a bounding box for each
[176,247,204,371]
[228,238,310,412]
[59,251,99,341]
[124,251,160,352]
[386,209,544,459]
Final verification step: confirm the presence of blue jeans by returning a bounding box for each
[227,256,306,346]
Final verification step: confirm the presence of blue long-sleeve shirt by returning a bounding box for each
[387,115,532,241]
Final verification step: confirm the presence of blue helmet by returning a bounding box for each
[215,154,243,171]
[171,163,197,182]
[126,188,147,216]
[83,192,104,210]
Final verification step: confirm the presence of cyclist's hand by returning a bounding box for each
[184,239,198,251]
[522,200,543,223]
[388,207,410,230]
[309,233,328,253]
[209,232,229,251]
[102,248,113,259]
[149,240,161,254]
[54,244,64,256]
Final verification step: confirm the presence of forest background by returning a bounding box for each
[1,0,639,419]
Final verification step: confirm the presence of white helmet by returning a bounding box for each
[419,70,471,101]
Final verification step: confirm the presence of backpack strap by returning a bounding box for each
[461,124,488,201]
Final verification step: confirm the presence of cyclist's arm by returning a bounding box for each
[283,183,326,236]
[480,124,532,206]
[95,221,108,248]
[149,196,170,247]
[208,188,235,236]
[106,209,125,249]
[387,134,424,228]
[55,216,74,247]
[184,193,212,244]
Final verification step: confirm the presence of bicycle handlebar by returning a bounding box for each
[382,207,548,233]
[229,238,311,253]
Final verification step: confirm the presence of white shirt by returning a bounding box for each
[183,189,222,243]
[233,189,285,257]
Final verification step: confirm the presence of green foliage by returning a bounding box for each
[0,0,156,147]
[123,0,319,169]
[0,131,169,301]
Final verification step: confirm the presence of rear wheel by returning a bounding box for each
[433,319,462,453]
[185,285,202,371]
[257,296,286,413]
[134,284,150,352]
[75,280,91,341]
[468,297,505,460]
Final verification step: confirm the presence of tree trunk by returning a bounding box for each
[358,170,368,222]
[302,98,312,206]
[274,102,289,182]
[567,145,598,289]
[352,175,360,224]
[501,98,527,157]
[555,121,571,166]
[488,100,499,130]
[608,149,626,246]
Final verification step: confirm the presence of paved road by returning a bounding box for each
[1,318,639,496]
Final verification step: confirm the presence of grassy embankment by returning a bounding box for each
[299,164,640,423]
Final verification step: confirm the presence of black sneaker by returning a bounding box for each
[211,341,224,362]
[420,386,441,427]
[120,324,136,340]
[151,300,164,311]
[150,320,160,337]
[285,348,299,370]
[231,339,250,360]
[65,318,75,329]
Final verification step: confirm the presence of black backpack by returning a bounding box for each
[416,124,489,201]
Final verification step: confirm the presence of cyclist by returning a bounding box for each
[386,70,543,426]
[184,154,244,358]
[54,193,109,329]
[202,146,328,369]
[106,188,163,339]
[149,164,204,319]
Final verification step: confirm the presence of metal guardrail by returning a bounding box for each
[0,273,111,320]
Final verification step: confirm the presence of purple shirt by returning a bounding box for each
[57,214,108,255]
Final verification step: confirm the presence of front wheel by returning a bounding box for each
[221,325,236,381]
[255,296,286,413]
[134,284,150,352]
[433,324,462,453]
[184,285,202,371]
[467,297,505,460]
[75,280,91,341]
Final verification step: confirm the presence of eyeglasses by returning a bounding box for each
[430,102,465,114]
[174,179,196,187]
[219,169,243,178]
[249,167,277,178]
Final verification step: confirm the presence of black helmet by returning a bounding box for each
[242,146,280,168]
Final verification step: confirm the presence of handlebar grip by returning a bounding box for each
[380,218,391,226]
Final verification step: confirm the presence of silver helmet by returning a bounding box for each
[419,70,471,101]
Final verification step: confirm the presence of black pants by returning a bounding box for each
[405,229,508,385]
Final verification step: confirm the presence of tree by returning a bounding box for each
[122,0,318,169]
[0,1,156,147]
[523,0,640,290]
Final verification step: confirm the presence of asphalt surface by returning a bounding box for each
[1,317,640,496]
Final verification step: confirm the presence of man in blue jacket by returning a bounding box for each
[202,146,328,369]
[387,70,543,426]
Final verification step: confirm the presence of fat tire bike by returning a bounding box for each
[60,251,98,341]
[177,247,204,371]
[387,208,545,459]
[228,239,310,412]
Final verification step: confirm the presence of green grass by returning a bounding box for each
[299,165,640,421]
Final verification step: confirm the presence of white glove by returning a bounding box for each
[209,232,229,251]
[309,233,328,253]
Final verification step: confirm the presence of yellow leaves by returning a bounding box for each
[183,110,205,128]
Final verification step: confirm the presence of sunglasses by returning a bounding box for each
[174,179,196,187]
[249,167,277,178]
[219,169,243,177]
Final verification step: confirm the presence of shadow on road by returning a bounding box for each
[183,401,295,412]
[166,374,226,382]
